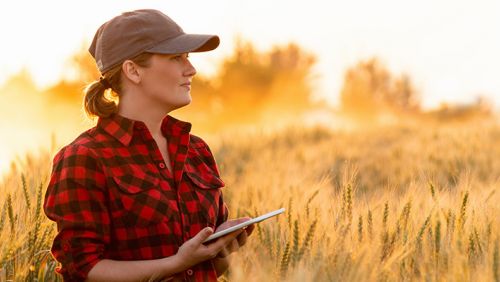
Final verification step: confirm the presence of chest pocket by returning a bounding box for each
[183,158,225,229]
[110,171,175,227]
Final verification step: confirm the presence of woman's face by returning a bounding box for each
[138,53,196,112]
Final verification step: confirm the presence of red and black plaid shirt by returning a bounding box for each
[44,114,228,281]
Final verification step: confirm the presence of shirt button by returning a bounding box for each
[186,269,194,276]
[158,162,166,169]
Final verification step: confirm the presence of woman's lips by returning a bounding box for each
[181,82,191,90]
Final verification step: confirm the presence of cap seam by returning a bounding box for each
[102,33,189,73]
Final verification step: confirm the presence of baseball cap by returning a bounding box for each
[89,9,220,73]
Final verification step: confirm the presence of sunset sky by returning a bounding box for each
[1,0,500,174]
[1,0,499,109]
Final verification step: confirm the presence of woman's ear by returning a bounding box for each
[122,60,141,84]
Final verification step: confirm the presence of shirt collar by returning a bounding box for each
[98,114,192,146]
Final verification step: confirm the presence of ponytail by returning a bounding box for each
[83,80,118,118]
[84,60,123,118]
[83,52,154,118]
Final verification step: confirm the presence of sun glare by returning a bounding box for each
[0,151,11,177]
[0,0,499,180]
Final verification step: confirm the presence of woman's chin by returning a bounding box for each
[168,98,192,112]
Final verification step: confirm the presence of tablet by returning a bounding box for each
[203,208,285,243]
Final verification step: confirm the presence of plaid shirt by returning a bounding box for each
[44,114,228,282]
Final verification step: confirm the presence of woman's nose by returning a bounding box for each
[184,59,197,77]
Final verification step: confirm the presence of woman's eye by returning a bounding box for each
[171,54,189,61]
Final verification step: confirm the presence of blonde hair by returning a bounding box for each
[83,52,154,118]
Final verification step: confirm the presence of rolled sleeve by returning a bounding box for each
[44,144,110,281]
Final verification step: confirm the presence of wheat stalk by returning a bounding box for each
[367,209,373,241]
[0,201,6,234]
[296,220,317,262]
[458,191,469,232]
[429,182,436,201]
[280,241,291,280]
[306,189,319,219]
[493,239,499,282]
[357,215,363,243]
[21,174,31,212]
[434,219,441,271]
[382,201,389,231]
[291,219,300,266]
[6,194,14,234]
[416,213,432,253]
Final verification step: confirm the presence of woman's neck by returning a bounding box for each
[118,100,168,138]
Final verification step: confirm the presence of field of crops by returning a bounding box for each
[0,120,499,281]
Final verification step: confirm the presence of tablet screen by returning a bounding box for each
[203,208,285,243]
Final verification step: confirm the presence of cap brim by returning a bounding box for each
[146,34,220,54]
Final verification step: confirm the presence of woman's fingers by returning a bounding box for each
[215,228,249,258]
[205,229,243,257]
[194,227,214,245]
[245,223,255,237]
[176,226,248,270]
[217,238,240,258]
[236,228,249,247]
[204,218,257,259]
[176,227,216,269]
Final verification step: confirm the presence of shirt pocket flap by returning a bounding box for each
[112,172,160,194]
[184,163,225,190]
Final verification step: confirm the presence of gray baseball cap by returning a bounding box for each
[89,9,220,73]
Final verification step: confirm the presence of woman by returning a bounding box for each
[44,9,254,282]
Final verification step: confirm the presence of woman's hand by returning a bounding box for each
[175,227,243,271]
[214,217,255,258]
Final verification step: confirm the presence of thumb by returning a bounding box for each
[194,227,214,243]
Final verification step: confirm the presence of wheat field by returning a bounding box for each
[0,120,499,281]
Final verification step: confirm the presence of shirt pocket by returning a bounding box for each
[110,172,174,227]
[184,163,225,228]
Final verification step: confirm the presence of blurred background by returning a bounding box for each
[1,2,500,280]
[1,0,499,176]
